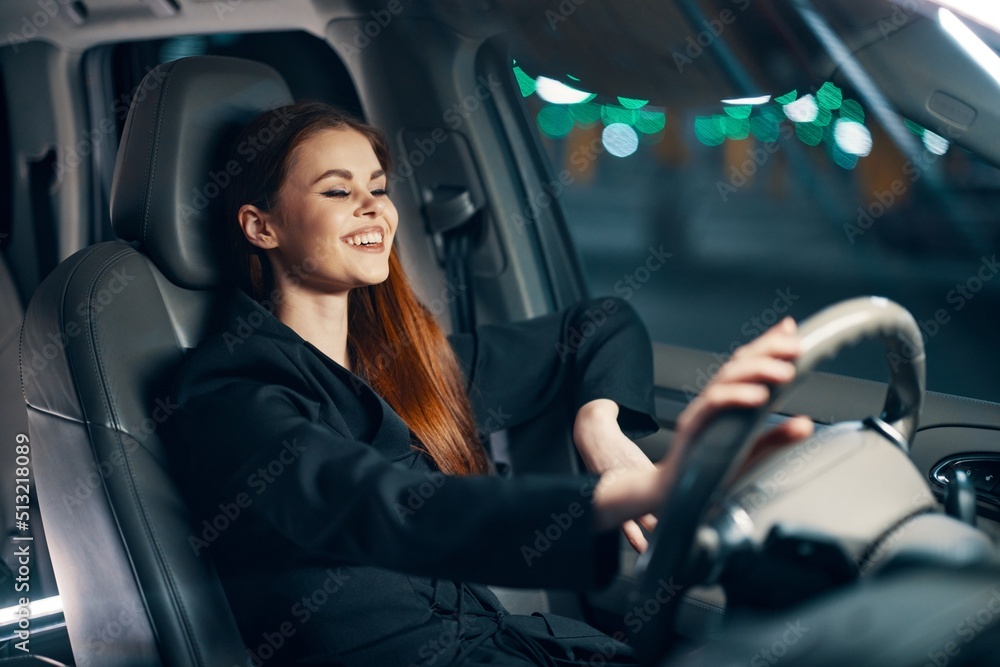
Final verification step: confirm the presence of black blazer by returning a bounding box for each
[167,288,658,662]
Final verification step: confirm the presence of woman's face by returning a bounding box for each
[261,127,398,293]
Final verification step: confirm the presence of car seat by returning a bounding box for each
[19,55,292,667]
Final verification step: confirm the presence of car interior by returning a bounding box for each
[2,0,1000,665]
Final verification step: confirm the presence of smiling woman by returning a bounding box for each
[164,100,810,666]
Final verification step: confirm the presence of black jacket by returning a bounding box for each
[168,289,658,665]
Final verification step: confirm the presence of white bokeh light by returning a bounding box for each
[923,130,950,155]
[783,94,819,123]
[535,76,594,104]
[722,95,771,105]
[602,123,639,158]
[834,119,873,156]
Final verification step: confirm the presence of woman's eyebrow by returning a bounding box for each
[312,168,385,185]
[313,168,352,184]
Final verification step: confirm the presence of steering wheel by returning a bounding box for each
[632,296,926,662]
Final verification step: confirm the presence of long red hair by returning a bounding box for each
[226,101,492,476]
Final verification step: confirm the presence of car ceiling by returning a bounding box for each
[2,0,1000,165]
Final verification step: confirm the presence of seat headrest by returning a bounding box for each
[110,55,293,289]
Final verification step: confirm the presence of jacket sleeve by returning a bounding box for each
[170,336,619,590]
[448,296,659,439]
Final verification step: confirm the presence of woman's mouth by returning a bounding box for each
[343,228,385,251]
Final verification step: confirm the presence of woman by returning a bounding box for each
[168,101,813,666]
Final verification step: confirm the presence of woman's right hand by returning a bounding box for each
[592,317,813,535]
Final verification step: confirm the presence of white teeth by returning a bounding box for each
[346,231,384,246]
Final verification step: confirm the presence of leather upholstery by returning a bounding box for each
[110,56,291,289]
[21,56,293,667]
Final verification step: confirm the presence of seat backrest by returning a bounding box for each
[20,55,292,667]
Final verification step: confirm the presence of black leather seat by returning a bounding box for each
[19,55,293,667]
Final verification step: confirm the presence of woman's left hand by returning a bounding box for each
[573,398,659,553]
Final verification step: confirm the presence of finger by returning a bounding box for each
[676,383,771,437]
[637,513,658,533]
[732,318,802,361]
[738,416,815,476]
[712,356,796,386]
[622,520,649,553]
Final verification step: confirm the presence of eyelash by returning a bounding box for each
[323,188,389,198]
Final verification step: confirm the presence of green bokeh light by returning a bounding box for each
[904,118,925,135]
[634,109,666,134]
[618,97,649,109]
[840,99,865,123]
[815,107,833,127]
[816,82,843,110]
[775,90,797,105]
[537,105,574,138]
[513,66,536,97]
[725,115,751,140]
[694,116,726,146]
[795,121,823,146]
[601,105,637,125]
[570,102,602,125]
[750,115,780,142]
[831,142,859,169]
[760,105,784,122]
[723,105,752,119]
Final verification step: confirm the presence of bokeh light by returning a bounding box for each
[535,76,596,104]
[833,119,873,156]
[602,123,639,157]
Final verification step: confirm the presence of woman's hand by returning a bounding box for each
[574,398,659,552]
[590,317,814,541]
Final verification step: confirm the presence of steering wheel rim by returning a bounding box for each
[631,296,925,663]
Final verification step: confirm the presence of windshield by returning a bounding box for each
[511,0,1000,402]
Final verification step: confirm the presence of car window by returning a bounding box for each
[511,49,1000,404]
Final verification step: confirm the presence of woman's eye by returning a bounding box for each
[323,190,349,198]
[372,188,389,196]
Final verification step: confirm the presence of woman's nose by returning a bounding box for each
[357,193,385,217]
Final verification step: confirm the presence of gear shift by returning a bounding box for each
[944,467,977,527]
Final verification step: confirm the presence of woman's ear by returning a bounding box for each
[238,204,279,250]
